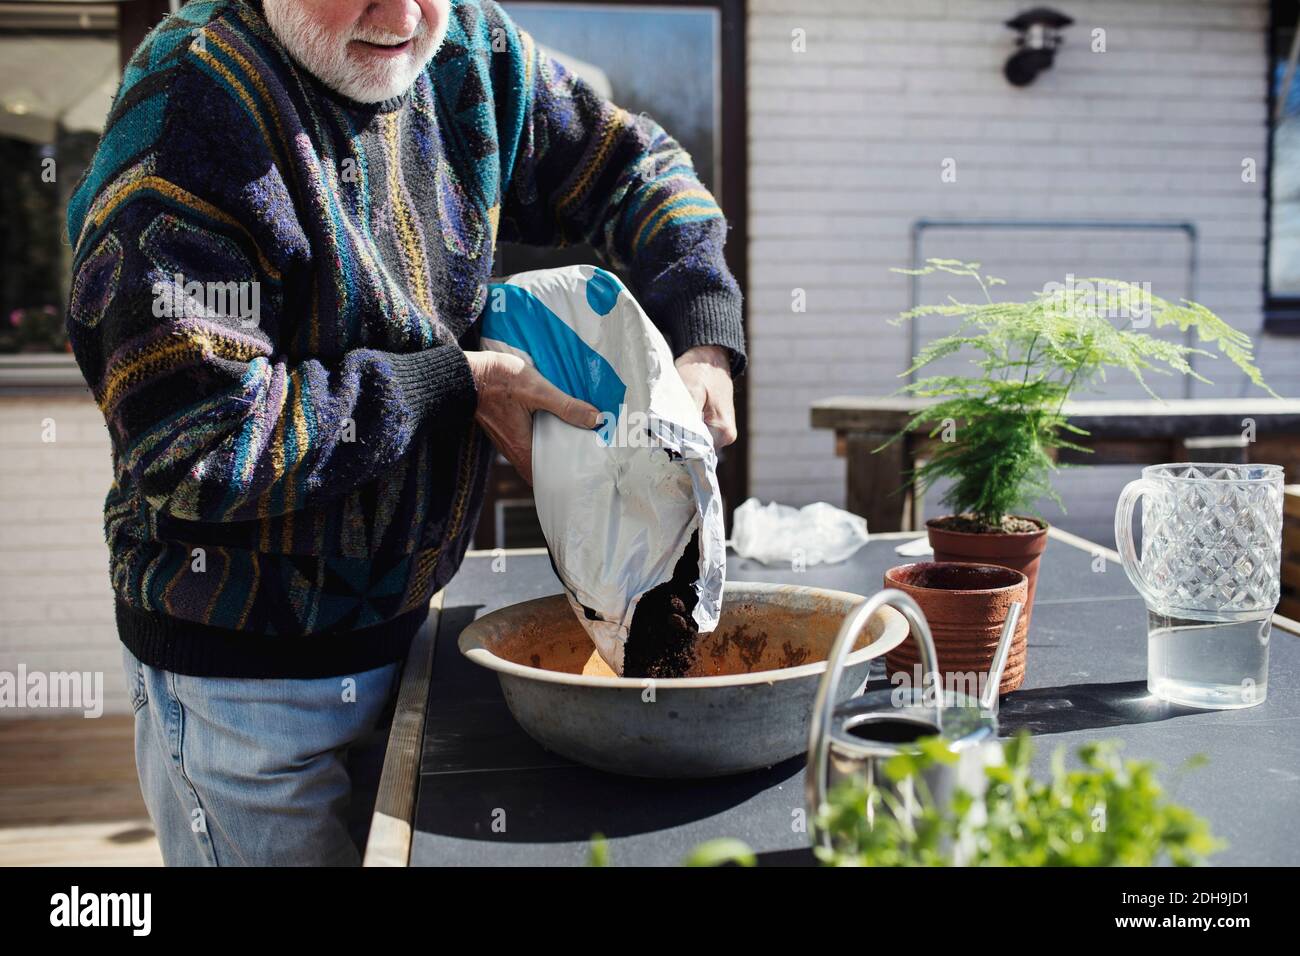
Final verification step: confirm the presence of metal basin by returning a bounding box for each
[457,581,908,778]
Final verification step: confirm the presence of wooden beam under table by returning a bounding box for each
[845,432,911,533]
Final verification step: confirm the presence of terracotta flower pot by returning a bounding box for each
[926,516,1048,631]
[884,562,1030,696]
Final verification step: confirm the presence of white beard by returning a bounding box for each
[263,0,444,103]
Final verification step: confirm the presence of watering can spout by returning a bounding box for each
[980,601,1022,714]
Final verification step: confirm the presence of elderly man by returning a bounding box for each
[66,0,744,865]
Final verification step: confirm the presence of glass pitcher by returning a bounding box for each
[1115,463,1284,709]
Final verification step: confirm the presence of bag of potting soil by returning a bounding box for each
[478,264,725,677]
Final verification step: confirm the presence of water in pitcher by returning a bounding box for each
[1147,609,1270,709]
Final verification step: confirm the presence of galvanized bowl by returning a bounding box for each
[457,581,908,778]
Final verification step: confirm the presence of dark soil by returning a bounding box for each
[931,513,1044,535]
[623,529,700,679]
[891,562,1024,591]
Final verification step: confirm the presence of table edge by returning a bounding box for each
[362,590,444,868]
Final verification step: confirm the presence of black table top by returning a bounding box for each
[410,533,1300,866]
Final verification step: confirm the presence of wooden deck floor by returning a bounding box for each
[0,714,162,866]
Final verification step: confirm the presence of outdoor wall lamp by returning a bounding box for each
[1003,7,1073,86]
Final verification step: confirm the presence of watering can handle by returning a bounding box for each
[805,588,942,849]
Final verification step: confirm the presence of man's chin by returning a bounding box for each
[337,64,421,103]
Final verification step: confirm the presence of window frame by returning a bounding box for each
[0,2,122,392]
[1266,0,1300,332]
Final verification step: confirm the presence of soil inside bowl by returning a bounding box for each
[622,529,701,679]
[483,578,890,680]
[931,512,1044,535]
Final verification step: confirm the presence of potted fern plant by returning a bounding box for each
[887,259,1275,637]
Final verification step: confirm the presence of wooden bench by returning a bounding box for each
[811,397,1300,532]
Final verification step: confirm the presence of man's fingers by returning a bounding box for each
[708,416,738,449]
[499,429,534,485]
[685,381,708,414]
[529,375,601,430]
[477,407,535,485]
[499,422,533,485]
[704,402,738,448]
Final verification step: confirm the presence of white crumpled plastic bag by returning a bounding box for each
[731,498,869,566]
[478,264,726,675]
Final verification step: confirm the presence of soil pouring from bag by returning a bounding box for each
[622,529,701,679]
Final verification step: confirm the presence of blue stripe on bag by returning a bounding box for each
[480,280,626,424]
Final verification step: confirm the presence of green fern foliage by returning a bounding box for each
[887,260,1277,529]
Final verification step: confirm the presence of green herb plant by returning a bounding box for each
[670,733,1220,868]
[813,732,1221,867]
[885,259,1276,532]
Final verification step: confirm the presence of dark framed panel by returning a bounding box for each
[117,0,171,67]
[1267,0,1300,332]
[0,1,120,377]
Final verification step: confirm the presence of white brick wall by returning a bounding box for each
[0,395,124,717]
[745,0,1283,526]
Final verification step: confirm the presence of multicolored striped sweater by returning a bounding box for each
[65,0,745,678]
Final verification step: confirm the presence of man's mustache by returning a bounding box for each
[351,20,429,46]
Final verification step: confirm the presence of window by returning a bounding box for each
[495,1,723,279]
[0,3,118,355]
[1269,0,1300,329]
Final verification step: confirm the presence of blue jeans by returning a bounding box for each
[122,645,403,866]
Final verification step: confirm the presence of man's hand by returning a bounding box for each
[675,345,737,448]
[465,351,600,485]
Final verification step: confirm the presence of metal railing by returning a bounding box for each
[908,218,1199,398]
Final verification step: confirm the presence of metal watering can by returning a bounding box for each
[805,588,1022,851]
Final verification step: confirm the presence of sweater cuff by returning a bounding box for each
[389,345,478,428]
[658,290,748,378]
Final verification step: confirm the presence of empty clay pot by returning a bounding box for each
[926,516,1048,630]
[884,561,1030,696]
